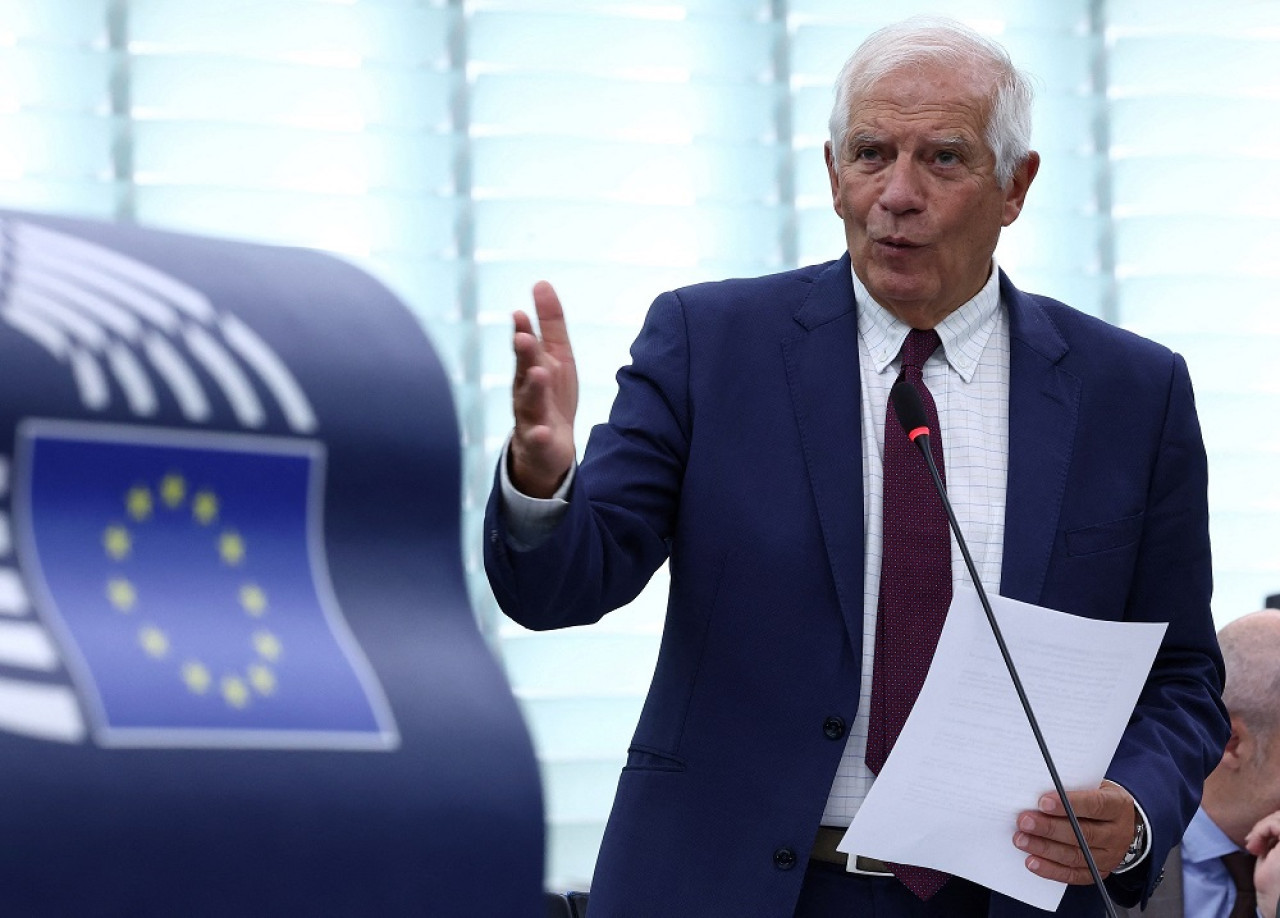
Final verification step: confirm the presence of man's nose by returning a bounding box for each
[878,159,925,214]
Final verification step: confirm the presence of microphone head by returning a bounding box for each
[890,378,930,442]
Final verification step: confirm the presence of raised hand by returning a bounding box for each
[509,281,579,498]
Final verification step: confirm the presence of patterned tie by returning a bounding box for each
[1222,850,1257,918]
[865,328,951,900]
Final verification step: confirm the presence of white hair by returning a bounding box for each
[827,17,1035,188]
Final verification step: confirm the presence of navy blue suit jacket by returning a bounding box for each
[485,256,1229,917]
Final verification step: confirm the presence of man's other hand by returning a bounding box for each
[510,281,579,498]
[1013,782,1137,884]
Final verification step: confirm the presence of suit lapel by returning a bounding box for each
[781,255,866,650]
[999,274,1080,605]
[779,265,1081,650]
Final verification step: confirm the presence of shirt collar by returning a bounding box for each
[1182,806,1244,865]
[853,260,1003,383]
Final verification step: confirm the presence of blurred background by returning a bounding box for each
[2,0,1277,893]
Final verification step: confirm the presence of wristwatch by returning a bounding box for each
[1118,809,1147,870]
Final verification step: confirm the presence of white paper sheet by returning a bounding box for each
[837,586,1167,911]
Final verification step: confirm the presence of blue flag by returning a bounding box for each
[18,421,397,749]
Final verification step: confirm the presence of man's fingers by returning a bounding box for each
[1246,811,1280,855]
[1015,830,1089,867]
[1041,788,1118,821]
[1019,809,1089,848]
[1016,822,1114,886]
[532,280,572,351]
[512,307,542,382]
[1022,854,1096,886]
[1016,813,1105,858]
[513,364,551,427]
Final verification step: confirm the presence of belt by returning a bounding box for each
[810,827,895,876]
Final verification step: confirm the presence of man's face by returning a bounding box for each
[824,62,1038,328]
[1242,727,1280,826]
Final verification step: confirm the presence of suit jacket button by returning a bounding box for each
[823,716,846,740]
[774,847,797,870]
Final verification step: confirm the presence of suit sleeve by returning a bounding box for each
[1103,353,1229,907]
[483,290,692,631]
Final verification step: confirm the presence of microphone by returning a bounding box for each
[890,378,1121,918]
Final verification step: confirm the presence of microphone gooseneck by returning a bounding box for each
[889,378,1120,918]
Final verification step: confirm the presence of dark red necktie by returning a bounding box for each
[1222,850,1257,918]
[865,328,952,900]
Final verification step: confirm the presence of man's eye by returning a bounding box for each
[854,148,881,162]
[935,151,960,165]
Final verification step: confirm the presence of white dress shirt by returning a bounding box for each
[820,262,1010,825]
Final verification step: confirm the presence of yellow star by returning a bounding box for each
[222,675,250,709]
[248,663,276,696]
[218,530,245,566]
[103,525,132,560]
[182,661,211,694]
[138,625,169,658]
[192,490,218,525]
[240,583,268,617]
[253,630,282,662]
[106,577,136,612]
[161,473,187,509]
[126,485,153,521]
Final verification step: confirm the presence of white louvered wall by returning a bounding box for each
[1,0,1276,890]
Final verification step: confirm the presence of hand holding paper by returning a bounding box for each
[1014,781,1139,885]
[837,587,1166,911]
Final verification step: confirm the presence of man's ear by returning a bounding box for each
[824,141,844,219]
[1219,714,1247,771]
[1001,150,1040,227]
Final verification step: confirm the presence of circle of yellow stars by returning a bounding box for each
[103,471,282,710]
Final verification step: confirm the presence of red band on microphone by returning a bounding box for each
[907,425,930,442]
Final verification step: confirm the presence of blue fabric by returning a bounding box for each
[485,255,1230,917]
[1182,806,1246,918]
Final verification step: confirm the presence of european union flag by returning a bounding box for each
[17,421,397,749]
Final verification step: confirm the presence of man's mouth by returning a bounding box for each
[875,236,922,249]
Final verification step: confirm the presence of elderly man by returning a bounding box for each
[485,17,1228,917]
[1143,610,1280,918]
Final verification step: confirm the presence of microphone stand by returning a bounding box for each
[892,379,1121,918]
